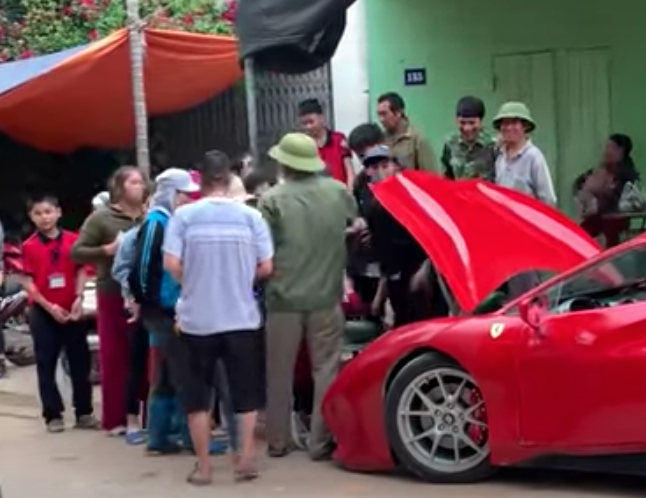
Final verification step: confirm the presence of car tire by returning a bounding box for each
[4,327,35,366]
[5,346,35,367]
[385,353,495,484]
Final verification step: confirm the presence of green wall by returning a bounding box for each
[366,0,646,182]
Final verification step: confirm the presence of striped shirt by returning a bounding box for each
[163,198,273,335]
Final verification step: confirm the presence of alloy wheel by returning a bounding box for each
[395,367,489,474]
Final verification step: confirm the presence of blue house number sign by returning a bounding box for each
[404,68,427,86]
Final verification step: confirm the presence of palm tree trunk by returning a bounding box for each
[126,0,150,176]
[244,57,259,167]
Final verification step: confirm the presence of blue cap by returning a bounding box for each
[362,145,390,166]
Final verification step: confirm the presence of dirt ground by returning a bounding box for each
[0,366,644,498]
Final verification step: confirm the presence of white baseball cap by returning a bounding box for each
[155,168,200,193]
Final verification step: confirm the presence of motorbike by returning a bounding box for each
[1,284,32,367]
[1,241,34,368]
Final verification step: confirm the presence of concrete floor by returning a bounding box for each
[0,366,644,498]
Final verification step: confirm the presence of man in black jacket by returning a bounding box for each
[361,145,435,327]
[346,124,385,307]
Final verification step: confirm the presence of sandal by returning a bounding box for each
[186,464,212,487]
[234,465,259,483]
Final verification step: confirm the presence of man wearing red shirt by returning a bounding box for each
[298,98,356,189]
[21,195,98,433]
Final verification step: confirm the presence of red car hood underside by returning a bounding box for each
[371,171,601,312]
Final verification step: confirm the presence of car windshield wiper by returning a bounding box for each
[618,276,646,292]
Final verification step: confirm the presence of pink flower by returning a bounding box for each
[79,0,95,6]
[88,29,98,41]
[19,50,33,59]
[182,14,194,26]
[222,0,237,22]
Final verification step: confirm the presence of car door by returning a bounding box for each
[515,244,646,450]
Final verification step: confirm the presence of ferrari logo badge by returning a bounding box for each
[490,323,505,339]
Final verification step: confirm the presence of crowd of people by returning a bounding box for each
[3,90,643,487]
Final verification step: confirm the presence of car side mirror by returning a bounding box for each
[519,296,545,329]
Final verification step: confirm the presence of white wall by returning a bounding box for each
[330,0,369,136]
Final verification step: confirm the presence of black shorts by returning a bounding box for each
[179,330,263,415]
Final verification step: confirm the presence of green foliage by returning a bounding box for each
[0,0,236,62]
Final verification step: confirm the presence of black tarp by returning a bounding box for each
[235,0,357,74]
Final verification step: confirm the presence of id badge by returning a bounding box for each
[48,273,66,289]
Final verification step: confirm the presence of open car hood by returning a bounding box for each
[371,171,602,312]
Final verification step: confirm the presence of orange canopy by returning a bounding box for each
[0,29,243,152]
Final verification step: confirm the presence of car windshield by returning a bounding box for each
[555,244,646,301]
[471,270,555,316]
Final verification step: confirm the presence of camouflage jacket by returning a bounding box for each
[441,131,498,181]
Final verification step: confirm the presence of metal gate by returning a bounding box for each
[254,65,334,164]
[150,65,333,170]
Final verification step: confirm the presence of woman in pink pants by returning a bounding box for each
[72,166,147,435]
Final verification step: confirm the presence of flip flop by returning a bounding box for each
[186,464,212,487]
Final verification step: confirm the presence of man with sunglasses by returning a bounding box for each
[21,195,98,433]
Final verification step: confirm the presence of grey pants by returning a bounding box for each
[265,305,343,458]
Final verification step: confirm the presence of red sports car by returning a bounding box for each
[324,171,646,483]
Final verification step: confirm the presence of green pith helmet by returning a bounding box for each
[493,101,536,132]
[268,132,325,172]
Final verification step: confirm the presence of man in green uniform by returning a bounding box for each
[259,133,358,461]
[441,96,498,181]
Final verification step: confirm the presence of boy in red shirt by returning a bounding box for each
[298,98,356,189]
[21,195,99,433]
